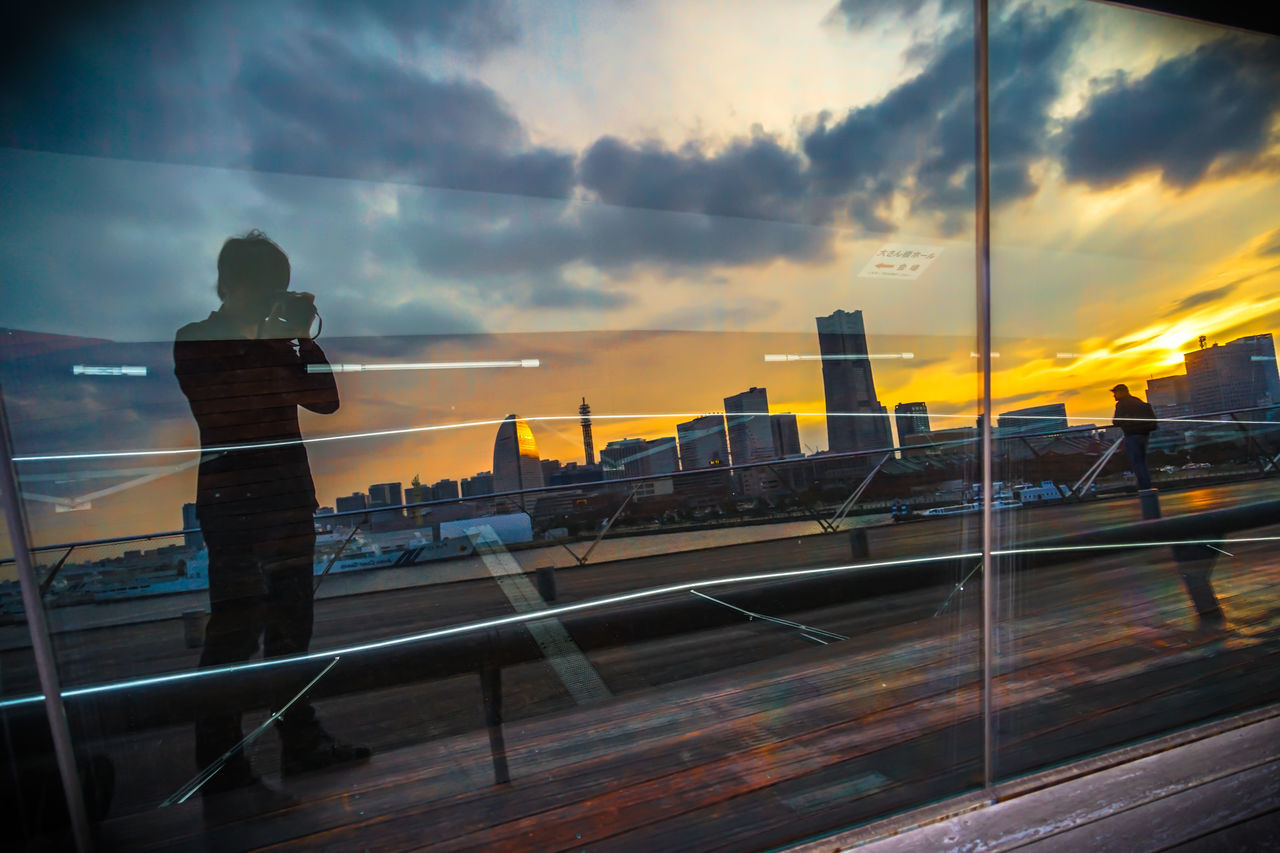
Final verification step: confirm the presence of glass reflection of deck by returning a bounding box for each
[0,480,1274,848]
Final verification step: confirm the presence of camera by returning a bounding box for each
[264,291,320,339]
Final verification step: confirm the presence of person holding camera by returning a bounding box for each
[174,230,368,798]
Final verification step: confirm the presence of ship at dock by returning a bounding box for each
[0,512,533,618]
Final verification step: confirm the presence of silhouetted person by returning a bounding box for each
[174,230,368,798]
[1111,383,1156,490]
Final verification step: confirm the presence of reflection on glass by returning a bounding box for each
[989,0,1280,783]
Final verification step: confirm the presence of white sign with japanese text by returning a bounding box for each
[858,243,942,279]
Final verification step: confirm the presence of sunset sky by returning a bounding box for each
[1,0,1278,550]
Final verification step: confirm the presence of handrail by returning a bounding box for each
[2,401,1274,565]
[2,497,1276,734]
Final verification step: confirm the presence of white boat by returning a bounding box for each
[920,498,1023,517]
[6,512,535,612]
[1013,481,1069,503]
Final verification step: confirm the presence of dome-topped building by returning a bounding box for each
[492,414,544,511]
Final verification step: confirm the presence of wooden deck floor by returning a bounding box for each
[90,525,1280,852]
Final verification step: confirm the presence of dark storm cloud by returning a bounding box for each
[396,188,835,295]
[580,135,815,224]
[235,36,574,199]
[803,5,1081,232]
[827,0,968,30]
[1061,37,1280,189]
[1160,281,1241,317]
[309,0,519,55]
[0,0,234,165]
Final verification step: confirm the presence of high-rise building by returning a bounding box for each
[579,397,596,465]
[1184,334,1280,413]
[676,414,730,470]
[724,387,774,466]
[816,310,893,457]
[181,503,203,550]
[771,413,802,458]
[996,403,1068,436]
[600,437,679,479]
[493,414,545,510]
[1146,373,1193,452]
[335,492,369,516]
[1147,374,1192,417]
[430,479,460,501]
[368,482,403,518]
[894,402,930,447]
[675,414,731,505]
[461,472,494,497]
[725,387,781,496]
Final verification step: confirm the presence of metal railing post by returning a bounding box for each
[974,0,995,796]
[0,386,93,851]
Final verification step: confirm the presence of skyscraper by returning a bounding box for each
[770,414,802,458]
[493,414,545,510]
[723,387,774,466]
[725,387,779,496]
[1184,334,1280,413]
[579,397,596,465]
[676,414,730,470]
[675,414,731,504]
[894,402,930,447]
[816,309,893,456]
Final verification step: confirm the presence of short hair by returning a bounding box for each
[216,230,290,300]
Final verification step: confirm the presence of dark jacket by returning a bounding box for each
[174,310,339,527]
[1113,395,1157,436]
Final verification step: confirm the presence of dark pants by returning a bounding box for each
[195,512,320,773]
[1124,433,1152,490]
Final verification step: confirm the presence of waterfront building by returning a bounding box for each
[493,414,545,510]
[996,403,1069,436]
[1184,333,1280,414]
[894,402,931,448]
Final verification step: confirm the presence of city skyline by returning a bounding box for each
[2,0,1279,552]
[310,327,1279,512]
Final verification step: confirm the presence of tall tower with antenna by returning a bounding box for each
[579,397,596,465]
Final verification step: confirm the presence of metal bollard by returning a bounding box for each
[181,609,208,649]
[849,528,870,561]
[1138,488,1161,520]
[536,565,557,602]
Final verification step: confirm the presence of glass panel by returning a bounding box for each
[2,0,980,846]
[989,0,1280,781]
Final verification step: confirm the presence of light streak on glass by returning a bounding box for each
[308,359,540,373]
[764,353,915,362]
[71,365,147,376]
[14,410,1277,464]
[5,533,1275,710]
[0,551,981,709]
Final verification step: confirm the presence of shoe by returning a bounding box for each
[281,733,371,778]
[1197,605,1228,629]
